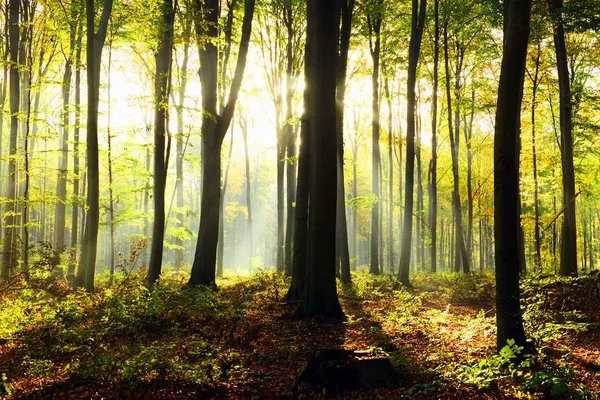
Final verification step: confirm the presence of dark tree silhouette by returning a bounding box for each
[494,0,532,350]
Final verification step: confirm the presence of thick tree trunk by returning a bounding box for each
[494,0,532,351]
[293,0,344,320]
[398,0,427,286]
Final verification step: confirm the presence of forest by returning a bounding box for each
[1,0,600,398]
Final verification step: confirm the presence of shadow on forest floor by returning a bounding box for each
[1,271,599,399]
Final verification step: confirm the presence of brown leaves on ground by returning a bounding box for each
[1,271,599,399]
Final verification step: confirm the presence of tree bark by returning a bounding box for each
[398,0,426,286]
[79,0,113,291]
[494,0,532,351]
[1,0,20,281]
[147,0,175,286]
[189,0,256,287]
[336,0,354,284]
[548,0,577,277]
[368,9,382,275]
[429,0,439,274]
[293,0,344,320]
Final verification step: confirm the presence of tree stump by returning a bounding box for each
[291,349,404,396]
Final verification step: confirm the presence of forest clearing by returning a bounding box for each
[1,271,599,399]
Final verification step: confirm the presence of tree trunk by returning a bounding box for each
[368,10,381,275]
[1,0,20,281]
[147,0,175,286]
[529,42,542,270]
[443,22,469,274]
[174,18,192,267]
[242,119,253,271]
[293,0,344,320]
[429,0,439,274]
[494,0,532,351]
[398,0,427,286]
[548,0,577,277]
[189,0,256,287]
[79,0,113,291]
[69,27,83,280]
[336,0,354,284]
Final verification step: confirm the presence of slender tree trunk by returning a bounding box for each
[217,129,234,276]
[69,28,83,279]
[429,0,439,274]
[494,0,532,351]
[147,0,175,286]
[465,89,475,265]
[79,0,113,291]
[242,119,253,271]
[174,18,192,267]
[1,0,20,281]
[548,0,577,277]
[443,23,469,274]
[529,42,542,270]
[399,0,427,286]
[384,76,394,273]
[336,0,354,284]
[368,11,382,275]
[189,0,256,287]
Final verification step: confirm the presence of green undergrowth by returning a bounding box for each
[1,270,599,398]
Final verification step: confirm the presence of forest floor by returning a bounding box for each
[1,268,600,399]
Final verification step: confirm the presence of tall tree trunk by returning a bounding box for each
[147,0,175,286]
[443,22,469,274]
[384,76,394,273]
[242,119,253,271]
[293,0,344,320]
[494,0,532,351]
[1,0,20,281]
[429,0,439,274]
[529,42,542,270]
[174,17,192,267]
[398,0,427,286]
[465,88,475,265]
[189,0,256,287]
[368,10,382,275]
[106,40,117,284]
[217,129,234,276]
[548,0,577,277]
[69,27,83,280]
[79,0,113,291]
[55,20,77,253]
[336,0,354,284]
[286,26,311,302]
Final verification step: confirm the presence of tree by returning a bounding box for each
[1,0,20,281]
[78,0,113,292]
[398,0,427,286]
[147,0,175,286]
[293,0,344,320]
[188,0,256,287]
[336,0,355,284]
[494,0,531,350]
[548,0,577,277]
[428,0,439,274]
[367,0,382,275]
